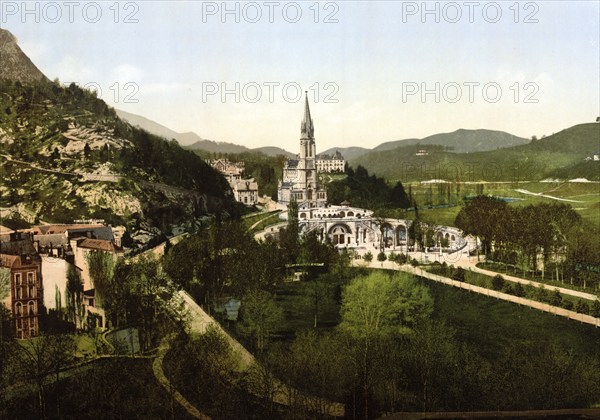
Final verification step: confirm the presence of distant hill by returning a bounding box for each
[115,109,202,146]
[319,146,370,161]
[0,29,48,84]
[116,109,262,154]
[187,140,250,154]
[373,129,528,154]
[253,146,295,158]
[371,139,420,153]
[352,123,600,182]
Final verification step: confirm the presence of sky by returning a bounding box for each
[1,1,599,152]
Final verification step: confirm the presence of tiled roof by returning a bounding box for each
[0,237,38,257]
[32,224,104,235]
[0,253,20,268]
[78,238,122,253]
[35,234,68,248]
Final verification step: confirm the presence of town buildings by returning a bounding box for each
[210,159,259,206]
[0,222,124,337]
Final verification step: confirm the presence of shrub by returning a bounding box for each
[491,275,505,291]
[410,258,419,267]
[453,267,465,282]
[591,300,600,318]
[575,300,589,315]
[549,289,562,306]
[513,283,525,297]
[440,261,449,276]
[377,252,387,263]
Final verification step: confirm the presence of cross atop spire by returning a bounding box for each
[300,91,314,139]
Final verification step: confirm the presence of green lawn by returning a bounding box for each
[422,275,600,360]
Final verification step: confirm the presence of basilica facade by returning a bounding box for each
[277,94,328,208]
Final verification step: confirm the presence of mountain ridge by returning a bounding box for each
[0,29,48,84]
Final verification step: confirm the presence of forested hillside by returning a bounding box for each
[0,79,238,242]
[352,123,600,182]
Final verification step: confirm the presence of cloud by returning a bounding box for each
[110,64,143,83]
[53,55,97,84]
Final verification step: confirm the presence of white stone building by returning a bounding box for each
[316,150,345,173]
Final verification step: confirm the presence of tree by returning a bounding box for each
[339,272,433,418]
[513,282,525,297]
[390,182,411,209]
[455,196,508,259]
[363,251,373,263]
[590,299,600,318]
[240,289,284,352]
[279,198,300,264]
[0,302,16,412]
[575,300,589,315]
[453,267,465,282]
[549,289,562,306]
[302,275,334,328]
[85,251,115,309]
[13,334,76,417]
[267,330,350,415]
[406,321,460,412]
[83,142,91,159]
[408,218,425,252]
[111,255,177,349]
[167,326,243,417]
[65,265,83,329]
[491,274,505,291]
[377,252,387,265]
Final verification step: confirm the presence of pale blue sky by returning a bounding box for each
[2,1,598,151]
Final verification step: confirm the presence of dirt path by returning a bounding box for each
[178,290,346,417]
[152,335,210,419]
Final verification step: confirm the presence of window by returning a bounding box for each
[15,274,22,299]
[28,301,35,316]
[15,302,22,316]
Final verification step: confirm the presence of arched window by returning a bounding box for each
[28,301,35,316]
[15,302,22,317]
[28,280,34,299]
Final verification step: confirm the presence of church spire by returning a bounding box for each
[300,91,314,139]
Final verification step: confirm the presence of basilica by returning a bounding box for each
[277,94,328,208]
[272,95,465,253]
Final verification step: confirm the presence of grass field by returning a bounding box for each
[403,181,600,228]
[422,275,600,360]
[261,269,600,363]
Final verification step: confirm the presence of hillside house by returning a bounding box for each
[210,158,259,206]
[1,232,44,339]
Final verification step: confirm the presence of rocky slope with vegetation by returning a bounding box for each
[0,77,238,243]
